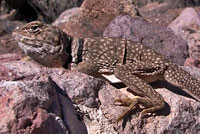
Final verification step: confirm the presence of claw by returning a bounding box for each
[114,96,164,122]
[115,97,138,122]
[114,97,133,106]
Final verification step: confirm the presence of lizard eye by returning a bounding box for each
[29,25,40,33]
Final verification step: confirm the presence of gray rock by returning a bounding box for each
[170,8,200,68]
[104,15,188,65]
[0,34,25,56]
[168,8,200,36]
[180,24,200,63]
[54,0,138,38]
[133,0,200,8]
[0,0,84,23]
[0,21,25,36]
[28,0,84,23]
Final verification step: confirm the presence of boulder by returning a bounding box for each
[53,0,138,38]
[133,0,200,8]
[1,54,200,133]
[0,59,88,134]
[168,8,200,36]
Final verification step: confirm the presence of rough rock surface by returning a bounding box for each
[53,0,138,38]
[184,58,200,68]
[179,24,200,68]
[0,59,88,134]
[138,3,183,27]
[28,0,84,23]
[182,25,200,58]
[0,20,25,57]
[139,2,170,16]
[0,34,24,56]
[1,54,200,133]
[0,0,84,23]
[53,8,81,27]
[103,15,188,65]
[0,21,25,37]
[133,0,200,8]
[168,8,200,36]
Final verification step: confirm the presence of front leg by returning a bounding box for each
[76,61,99,74]
[114,64,165,121]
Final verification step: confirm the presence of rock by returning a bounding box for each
[184,58,200,68]
[0,53,21,64]
[0,61,87,134]
[138,2,180,27]
[1,53,200,133]
[0,54,22,81]
[53,7,81,27]
[0,0,84,23]
[179,24,200,68]
[133,0,200,8]
[182,66,200,78]
[103,15,188,65]
[100,87,200,134]
[139,2,170,16]
[168,8,200,36]
[0,59,104,108]
[0,21,25,36]
[0,34,24,56]
[0,21,25,57]
[53,0,138,38]
[164,0,200,8]
[81,0,137,17]
[181,24,200,58]
[139,4,183,27]
[28,0,84,23]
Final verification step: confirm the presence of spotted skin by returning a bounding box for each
[12,21,200,121]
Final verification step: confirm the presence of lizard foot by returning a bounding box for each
[114,97,139,122]
[114,96,165,122]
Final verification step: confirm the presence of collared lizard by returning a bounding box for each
[12,21,200,121]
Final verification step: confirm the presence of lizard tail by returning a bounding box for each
[164,65,200,102]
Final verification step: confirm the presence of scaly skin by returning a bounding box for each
[12,21,200,121]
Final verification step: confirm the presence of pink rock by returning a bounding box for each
[168,8,200,36]
[0,61,88,134]
[184,57,200,68]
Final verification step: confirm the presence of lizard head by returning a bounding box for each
[12,21,72,67]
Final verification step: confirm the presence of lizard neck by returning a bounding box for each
[71,38,85,64]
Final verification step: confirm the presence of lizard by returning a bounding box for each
[12,21,200,122]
